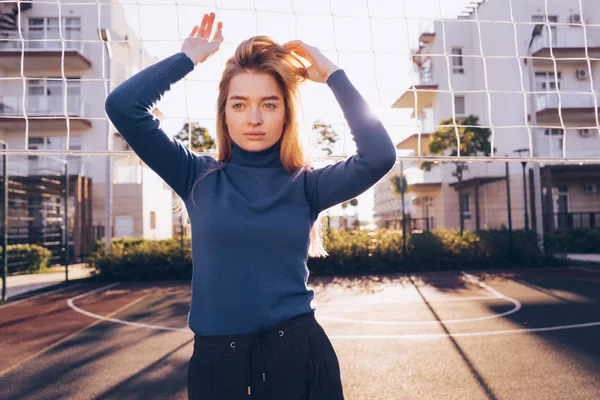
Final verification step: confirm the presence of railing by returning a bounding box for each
[530,26,600,55]
[0,95,87,116]
[383,217,435,232]
[114,165,142,184]
[419,69,435,85]
[544,211,599,231]
[0,30,87,54]
[403,166,442,185]
[535,93,598,112]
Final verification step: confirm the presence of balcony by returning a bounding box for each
[535,93,600,123]
[403,166,443,189]
[391,84,438,118]
[114,165,143,184]
[530,26,600,64]
[0,95,91,131]
[0,31,92,72]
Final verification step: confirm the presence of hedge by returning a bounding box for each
[88,229,546,281]
[0,244,53,274]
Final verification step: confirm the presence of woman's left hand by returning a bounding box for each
[282,40,339,84]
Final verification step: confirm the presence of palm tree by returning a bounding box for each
[389,170,408,257]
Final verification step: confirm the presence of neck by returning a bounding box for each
[229,138,283,168]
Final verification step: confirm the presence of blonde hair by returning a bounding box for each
[174,35,329,258]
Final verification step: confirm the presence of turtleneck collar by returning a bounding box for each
[229,138,283,168]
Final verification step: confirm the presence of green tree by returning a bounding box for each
[174,122,216,153]
[312,119,347,233]
[421,114,491,234]
[312,119,339,156]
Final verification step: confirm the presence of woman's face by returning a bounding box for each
[225,71,287,152]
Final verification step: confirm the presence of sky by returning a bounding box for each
[118,0,472,222]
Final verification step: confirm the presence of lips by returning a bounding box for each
[244,132,265,139]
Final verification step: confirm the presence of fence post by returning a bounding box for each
[505,160,513,257]
[2,142,7,301]
[64,162,69,282]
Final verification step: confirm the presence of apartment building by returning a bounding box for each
[375,0,600,233]
[0,1,175,260]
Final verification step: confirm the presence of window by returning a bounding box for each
[532,15,558,47]
[584,183,597,194]
[544,128,564,157]
[460,193,471,221]
[454,96,466,116]
[150,211,156,229]
[28,136,44,160]
[451,47,464,74]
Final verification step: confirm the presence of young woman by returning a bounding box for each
[105,12,396,400]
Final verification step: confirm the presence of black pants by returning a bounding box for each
[188,311,345,400]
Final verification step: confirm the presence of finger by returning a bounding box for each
[189,25,198,37]
[212,21,224,42]
[204,12,215,39]
[199,13,209,37]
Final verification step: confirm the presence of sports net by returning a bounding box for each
[0,0,599,262]
[0,0,597,163]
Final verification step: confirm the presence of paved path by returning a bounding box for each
[567,253,600,263]
[3,264,94,299]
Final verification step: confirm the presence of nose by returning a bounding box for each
[248,107,262,125]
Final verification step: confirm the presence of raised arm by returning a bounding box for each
[304,69,397,214]
[105,52,208,200]
[104,13,224,200]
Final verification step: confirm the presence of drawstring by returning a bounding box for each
[247,324,273,396]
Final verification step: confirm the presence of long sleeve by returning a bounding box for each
[304,69,397,215]
[104,51,213,200]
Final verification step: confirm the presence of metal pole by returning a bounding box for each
[400,161,407,259]
[528,35,545,256]
[2,142,7,301]
[505,160,513,256]
[521,161,529,230]
[64,162,69,282]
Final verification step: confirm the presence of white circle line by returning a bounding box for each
[319,295,496,306]
[318,272,523,325]
[65,277,600,340]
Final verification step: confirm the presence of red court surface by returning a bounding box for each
[1,266,599,399]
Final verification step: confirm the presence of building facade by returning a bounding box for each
[375,0,600,234]
[0,1,175,260]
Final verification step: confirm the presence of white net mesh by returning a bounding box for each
[0,0,597,165]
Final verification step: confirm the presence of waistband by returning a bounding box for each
[193,311,317,355]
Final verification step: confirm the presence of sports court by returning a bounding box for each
[1,265,599,399]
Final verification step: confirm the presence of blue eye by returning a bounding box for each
[232,103,243,109]
[265,103,276,108]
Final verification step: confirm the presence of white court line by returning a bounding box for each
[317,273,522,325]
[570,266,600,274]
[66,283,190,332]
[0,283,81,310]
[66,275,600,340]
[327,321,600,340]
[320,295,495,306]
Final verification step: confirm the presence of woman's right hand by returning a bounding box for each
[181,12,223,66]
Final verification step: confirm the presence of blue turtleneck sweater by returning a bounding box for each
[105,51,397,336]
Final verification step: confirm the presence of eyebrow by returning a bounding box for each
[228,95,281,101]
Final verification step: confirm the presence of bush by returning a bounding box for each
[88,237,192,281]
[89,229,545,281]
[545,229,600,254]
[0,244,53,274]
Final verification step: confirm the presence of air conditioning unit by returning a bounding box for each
[579,128,593,137]
[576,69,588,80]
[569,14,582,24]
[584,183,597,194]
